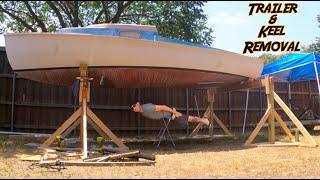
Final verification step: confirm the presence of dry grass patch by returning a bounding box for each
[0,132,320,178]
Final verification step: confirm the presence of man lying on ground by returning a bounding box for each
[131,102,210,127]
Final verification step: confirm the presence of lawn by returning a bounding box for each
[1,132,320,179]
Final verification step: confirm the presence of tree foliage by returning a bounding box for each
[0,1,213,46]
[258,53,288,64]
[302,14,320,53]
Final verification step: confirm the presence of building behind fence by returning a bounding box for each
[0,47,319,136]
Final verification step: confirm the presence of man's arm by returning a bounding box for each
[155,105,182,117]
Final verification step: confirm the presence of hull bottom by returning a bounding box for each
[16,67,249,88]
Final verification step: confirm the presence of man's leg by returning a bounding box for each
[188,115,210,126]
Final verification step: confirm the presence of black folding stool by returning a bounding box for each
[154,116,175,148]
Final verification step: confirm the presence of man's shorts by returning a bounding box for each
[174,114,189,127]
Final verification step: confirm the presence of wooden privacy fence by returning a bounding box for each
[0,47,319,136]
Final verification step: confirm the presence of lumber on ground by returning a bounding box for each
[95,146,155,161]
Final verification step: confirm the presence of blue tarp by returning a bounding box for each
[261,52,320,82]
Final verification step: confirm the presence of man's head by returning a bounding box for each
[131,102,142,112]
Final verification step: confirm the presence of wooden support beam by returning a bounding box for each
[211,111,234,137]
[273,92,318,147]
[273,109,295,142]
[245,107,271,145]
[189,105,211,137]
[87,118,108,140]
[208,102,214,137]
[41,107,82,148]
[190,123,203,137]
[87,107,128,150]
[266,78,275,143]
[61,119,80,138]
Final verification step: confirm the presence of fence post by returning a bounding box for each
[259,87,263,117]
[10,73,16,132]
[288,82,292,110]
[186,88,189,135]
[228,92,232,130]
[137,88,141,137]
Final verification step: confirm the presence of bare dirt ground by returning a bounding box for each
[1,131,320,179]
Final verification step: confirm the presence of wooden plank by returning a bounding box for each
[39,160,155,166]
[61,119,80,138]
[189,123,203,137]
[98,150,140,162]
[273,92,318,147]
[245,141,301,147]
[211,111,234,137]
[189,104,211,137]
[87,118,108,139]
[273,109,295,141]
[245,107,271,145]
[41,107,82,148]
[97,146,155,161]
[86,107,128,150]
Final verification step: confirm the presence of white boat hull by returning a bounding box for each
[4,33,263,87]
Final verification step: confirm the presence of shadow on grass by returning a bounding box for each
[123,132,272,155]
[0,135,42,159]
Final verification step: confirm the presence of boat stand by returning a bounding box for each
[213,77,317,147]
[190,89,235,138]
[40,64,128,159]
[244,77,317,147]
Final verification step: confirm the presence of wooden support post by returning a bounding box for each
[207,89,214,137]
[78,64,90,159]
[266,77,275,143]
[244,77,317,147]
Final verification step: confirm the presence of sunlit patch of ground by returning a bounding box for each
[1,131,320,179]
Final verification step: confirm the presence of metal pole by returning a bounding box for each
[194,94,200,117]
[314,61,320,102]
[242,89,250,135]
[82,98,88,159]
[10,73,16,132]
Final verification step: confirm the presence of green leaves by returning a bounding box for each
[0,1,214,46]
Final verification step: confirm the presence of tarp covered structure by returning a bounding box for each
[261,52,320,97]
